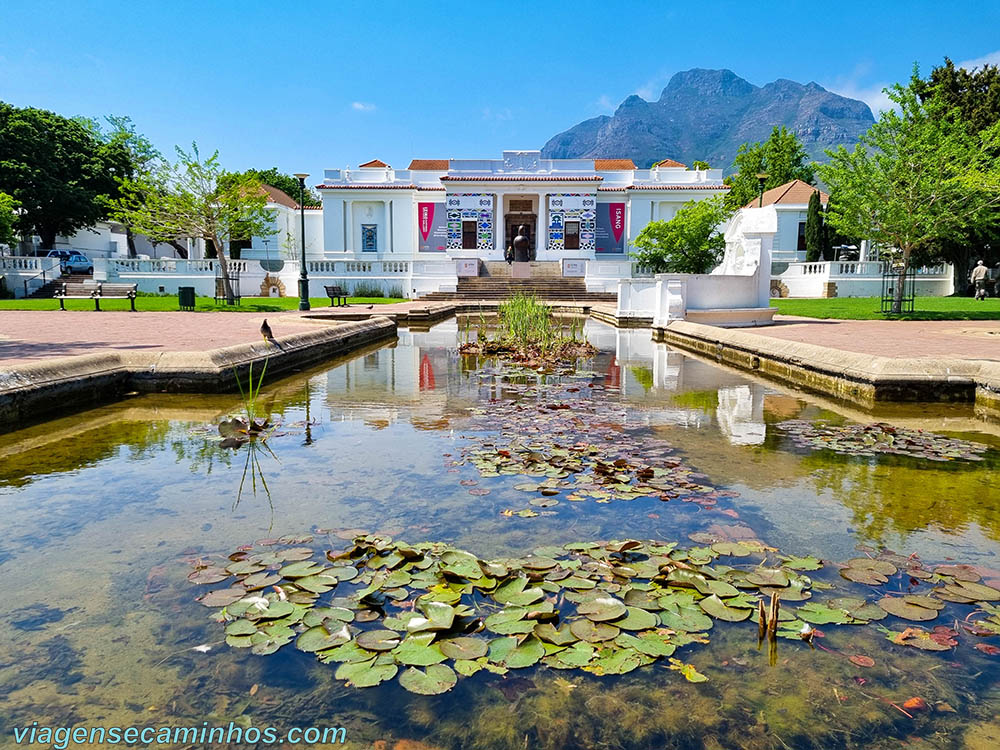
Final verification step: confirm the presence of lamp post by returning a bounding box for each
[755,172,768,208]
[294,173,310,311]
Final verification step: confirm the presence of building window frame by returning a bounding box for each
[797,221,807,253]
[565,220,581,251]
[361,224,377,252]
[461,220,477,250]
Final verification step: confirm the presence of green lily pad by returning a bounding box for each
[699,595,752,622]
[795,602,858,625]
[224,619,257,636]
[746,569,789,588]
[406,601,456,633]
[546,641,595,668]
[616,631,676,657]
[198,588,246,608]
[356,629,402,652]
[615,607,659,631]
[439,637,489,660]
[877,596,939,622]
[780,555,823,571]
[945,580,1000,602]
[280,561,327,579]
[393,634,447,666]
[534,622,577,646]
[440,550,482,579]
[505,635,545,668]
[335,658,397,687]
[659,602,713,633]
[711,542,753,557]
[586,646,643,675]
[296,623,352,652]
[577,596,627,622]
[570,619,620,643]
[398,664,457,695]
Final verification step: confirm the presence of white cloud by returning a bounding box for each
[351,102,376,112]
[634,73,670,102]
[956,49,1000,70]
[829,81,895,115]
[595,94,616,114]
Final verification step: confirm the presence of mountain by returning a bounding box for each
[541,69,875,171]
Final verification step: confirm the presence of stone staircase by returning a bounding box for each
[28,273,95,298]
[418,274,617,303]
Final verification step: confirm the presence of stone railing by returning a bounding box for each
[1,256,61,272]
[306,260,410,275]
[774,261,954,298]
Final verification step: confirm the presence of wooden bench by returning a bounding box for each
[324,285,349,307]
[56,282,138,311]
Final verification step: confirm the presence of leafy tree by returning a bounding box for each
[804,191,824,262]
[724,126,816,210]
[690,160,711,171]
[110,144,276,304]
[818,71,1000,313]
[914,58,1000,292]
[630,196,730,273]
[0,191,18,248]
[221,167,320,207]
[0,103,122,248]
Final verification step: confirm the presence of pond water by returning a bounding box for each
[2,319,1000,749]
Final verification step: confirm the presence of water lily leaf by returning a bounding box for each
[840,567,890,585]
[586,646,642,675]
[711,542,753,557]
[878,596,939,622]
[934,564,981,582]
[570,619,620,643]
[302,607,354,628]
[356,629,402,652]
[225,634,254,648]
[699,595,751,622]
[889,627,955,651]
[188,567,231,585]
[439,637,488,660]
[297,623,351,652]
[847,558,897,576]
[392,634,447,666]
[545,641,595,669]
[241,572,283,590]
[294,574,339,594]
[198,588,247,608]
[563,576,597,590]
[317,640,373,664]
[405,601,455,633]
[534,622,577,645]
[276,547,315,562]
[335,658,397,687]
[616,631,676,657]
[668,658,708,683]
[280,561,327,579]
[615,607,659,630]
[454,659,484,676]
[746,569,789,588]
[945,580,1000,602]
[659,602,713,633]
[796,602,858,625]
[224,619,257,636]
[780,555,823,571]
[398,664,457,695]
[577,596,627,622]
[826,597,886,621]
[251,600,294,620]
[488,636,518,664]
[325,566,360,582]
[226,560,265,576]
[440,550,482,579]
[505,635,545,668]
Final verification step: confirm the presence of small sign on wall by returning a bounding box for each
[456,259,479,277]
[548,195,596,211]
[562,259,587,277]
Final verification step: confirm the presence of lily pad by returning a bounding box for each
[398,664,457,695]
[296,623,352,652]
[356,629,402,652]
[699,595,752,622]
[877,596,939,622]
[335,658,398,687]
[439,637,489,660]
[392,634,447,666]
[570,619,620,643]
[615,607,660,631]
[577,596,627,622]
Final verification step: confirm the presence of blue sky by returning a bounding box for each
[2,0,998,179]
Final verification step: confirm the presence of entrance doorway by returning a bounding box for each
[504,213,537,252]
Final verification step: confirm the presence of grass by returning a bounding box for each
[771,296,1000,321]
[0,296,405,312]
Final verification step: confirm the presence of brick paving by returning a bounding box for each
[762,316,1000,361]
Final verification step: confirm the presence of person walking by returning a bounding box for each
[971,260,989,300]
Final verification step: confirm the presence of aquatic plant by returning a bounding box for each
[776,420,989,462]
[186,534,1000,696]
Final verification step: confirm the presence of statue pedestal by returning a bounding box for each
[511,262,532,279]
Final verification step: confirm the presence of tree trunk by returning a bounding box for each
[167,240,189,260]
[213,233,236,305]
[38,227,57,250]
[892,246,911,314]
[125,226,137,258]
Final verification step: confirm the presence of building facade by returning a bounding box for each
[315,151,728,265]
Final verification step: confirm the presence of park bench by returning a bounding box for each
[324,285,349,307]
[56,282,138,311]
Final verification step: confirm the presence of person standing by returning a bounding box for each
[971,260,989,300]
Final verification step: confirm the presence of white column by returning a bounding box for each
[345,201,353,254]
[537,192,545,258]
[494,191,505,257]
[384,200,392,252]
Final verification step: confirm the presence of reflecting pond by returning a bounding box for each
[2,319,1000,749]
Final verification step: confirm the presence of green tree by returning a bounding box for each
[804,191,824,262]
[109,144,276,304]
[221,167,320,207]
[630,196,730,273]
[0,191,19,248]
[914,58,1000,292]
[818,71,1000,313]
[724,126,816,210]
[0,103,121,248]
[689,160,711,171]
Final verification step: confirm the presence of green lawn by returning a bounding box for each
[771,296,1000,321]
[0,296,406,312]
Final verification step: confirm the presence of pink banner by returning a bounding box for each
[418,203,435,242]
[610,203,625,244]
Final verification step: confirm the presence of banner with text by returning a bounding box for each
[417,203,448,252]
[595,203,626,253]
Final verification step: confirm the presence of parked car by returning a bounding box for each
[46,250,93,274]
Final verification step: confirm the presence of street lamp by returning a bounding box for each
[294,173,310,311]
[755,172,768,208]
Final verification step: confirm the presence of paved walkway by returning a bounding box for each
[0,310,320,366]
[762,316,1000,362]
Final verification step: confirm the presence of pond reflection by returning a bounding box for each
[1,319,999,750]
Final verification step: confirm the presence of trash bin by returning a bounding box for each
[178,286,196,311]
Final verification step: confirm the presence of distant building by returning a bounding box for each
[744,180,828,264]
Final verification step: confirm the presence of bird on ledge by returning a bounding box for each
[260,319,284,349]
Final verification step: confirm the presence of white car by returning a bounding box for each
[61,252,94,274]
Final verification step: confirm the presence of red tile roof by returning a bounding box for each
[408,159,450,170]
[594,159,636,170]
[440,175,603,182]
[359,159,390,168]
[744,179,827,209]
[260,184,298,209]
[654,158,687,168]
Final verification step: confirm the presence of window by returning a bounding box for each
[362,224,377,252]
[462,220,477,250]
[509,199,532,212]
[565,221,580,250]
[797,222,807,252]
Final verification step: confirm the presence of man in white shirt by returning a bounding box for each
[971,260,989,300]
